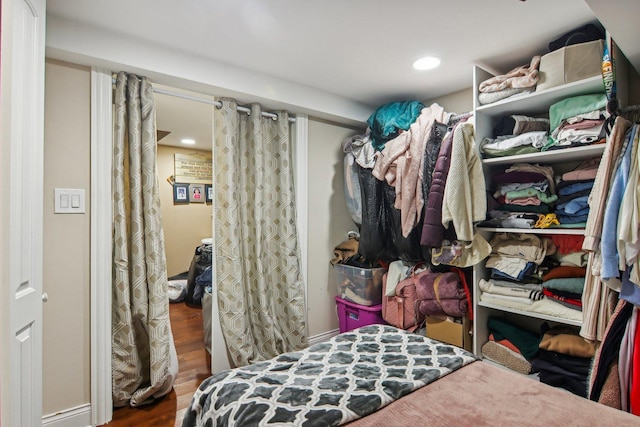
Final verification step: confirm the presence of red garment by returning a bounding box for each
[551,234,585,255]
[630,317,640,414]
[542,266,587,281]
[489,333,521,354]
[542,288,582,308]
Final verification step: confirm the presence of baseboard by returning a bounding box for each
[308,328,340,346]
[42,403,92,427]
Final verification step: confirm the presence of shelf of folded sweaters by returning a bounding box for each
[481,143,605,166]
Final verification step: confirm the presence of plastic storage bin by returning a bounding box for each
[333,264,385,306]
[336,296,385,333]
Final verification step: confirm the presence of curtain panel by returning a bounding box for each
[112,72,177,407]
[213,98,308,367]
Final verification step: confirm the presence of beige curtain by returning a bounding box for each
[112,72,177,407]
[213,98,308,367]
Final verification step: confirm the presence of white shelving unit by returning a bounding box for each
[471,64,607,357]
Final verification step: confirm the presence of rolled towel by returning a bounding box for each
[482,341,532,374]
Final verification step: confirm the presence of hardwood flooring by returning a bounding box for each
[101,302,211,427]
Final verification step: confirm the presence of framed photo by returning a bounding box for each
[205,184,213,203]
[189,183,205,203]
[173,183,190,204]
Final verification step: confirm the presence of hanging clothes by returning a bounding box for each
[580,116,632,342]
[372,104,446,238]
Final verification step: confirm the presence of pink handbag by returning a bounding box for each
[381,265,430,331]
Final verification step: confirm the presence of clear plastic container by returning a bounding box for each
[333,264,385,306]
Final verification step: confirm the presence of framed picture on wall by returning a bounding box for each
[173,183,190,204]
[189,183,205,203]
[205,184,213,203]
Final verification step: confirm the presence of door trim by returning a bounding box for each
[43,404,92,427]
[90,68,113,426]
[294,114,309,329]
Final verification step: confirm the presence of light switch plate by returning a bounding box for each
[54,188,86,214]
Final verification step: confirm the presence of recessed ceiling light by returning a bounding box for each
[181,138,196,145]
[413,56,441,71]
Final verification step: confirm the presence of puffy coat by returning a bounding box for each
[421,127,454,247]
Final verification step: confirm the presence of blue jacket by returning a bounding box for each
[601,126,635,280]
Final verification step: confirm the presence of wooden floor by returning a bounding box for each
[101,302,211,427]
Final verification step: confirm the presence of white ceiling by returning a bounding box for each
[45,0,640,150]
[153,87,214,151]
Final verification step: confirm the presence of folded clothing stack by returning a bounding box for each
[544,93,608,151]
[554,158,599,227]
[477,56,540,105]
[480,115,550,158]
[531,325,597,397]
[541,235,587,311]
[484,232,556,283]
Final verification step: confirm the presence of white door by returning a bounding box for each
[0,0,47,426]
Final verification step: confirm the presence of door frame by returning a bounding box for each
[90,70,309,424]
[90,68,114,426]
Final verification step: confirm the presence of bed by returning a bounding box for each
[181,325,639,427]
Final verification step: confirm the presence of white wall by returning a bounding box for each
[425,87,473,113]
[307,119,363,336]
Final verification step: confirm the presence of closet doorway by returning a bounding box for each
[156,87,215,423]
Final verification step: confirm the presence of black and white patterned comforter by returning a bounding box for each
[182,324,478,427]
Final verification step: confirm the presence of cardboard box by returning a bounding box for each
[425,316,472,352]
[536,39,604,92]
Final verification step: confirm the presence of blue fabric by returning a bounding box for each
[556,206,590,217]
[557,214,590,224]
[620,268,640,306]
[601,126,635,280]
[367,101,424,150]
[558,181,594,196]
[194,266,212,301]
[556,195,589,215]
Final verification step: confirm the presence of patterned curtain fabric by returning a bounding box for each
[213,98,308,367]
[112,72,177,406]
